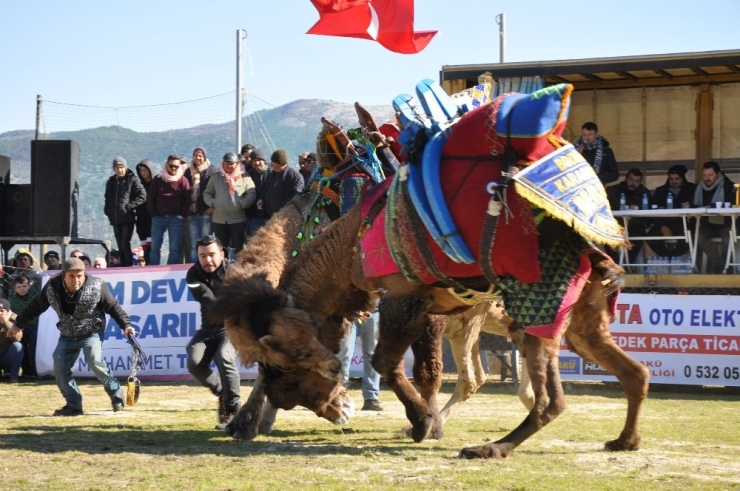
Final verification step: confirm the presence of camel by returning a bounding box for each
[217,83,649,458]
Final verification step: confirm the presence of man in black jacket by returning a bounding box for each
[7,258,135,416]
[105,157,147,267]
[606,168,653,264]
[575,122,619,185]
[693,161,736,273]
[185,235,240,430]
[649,165,697,257]
[258,149,304,220]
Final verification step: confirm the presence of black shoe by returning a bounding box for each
[217,395,225,421]
[112,397,124,412]
[53,405,83,416]
[215,407,237,430]
[362,399,383,411]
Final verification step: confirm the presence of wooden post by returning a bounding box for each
[695,84,713,176]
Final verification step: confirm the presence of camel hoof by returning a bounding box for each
[605,436,641,452]
[258,420,275,435]
[227,406,260,441]
[410,417,434,443]
[459,443,510,459]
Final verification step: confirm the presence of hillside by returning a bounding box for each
[0,99,394,243]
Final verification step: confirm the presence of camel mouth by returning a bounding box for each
[321,386,355,425]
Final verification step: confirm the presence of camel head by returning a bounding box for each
[218,265,351,421]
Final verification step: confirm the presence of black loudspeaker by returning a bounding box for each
[31,140,79,237]
[0,154,9,184]
[5,184,33,236]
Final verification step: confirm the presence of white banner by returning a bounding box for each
[559,293,740,386]
[35,266,411,381]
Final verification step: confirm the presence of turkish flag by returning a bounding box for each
[307,0,437,54]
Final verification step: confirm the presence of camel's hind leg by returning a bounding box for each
[565,269,649,451]
[460,333,566,459]
[372,294,439,443]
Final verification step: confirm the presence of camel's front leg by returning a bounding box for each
[460,334,566,459]
[372,294,436,443]
[410,315,446,439]
[226,366,267,440]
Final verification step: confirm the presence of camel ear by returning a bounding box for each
[259,335,282,352]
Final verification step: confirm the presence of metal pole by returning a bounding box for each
[495,14,505,63]
[236,30,244,153]
[35,95,43,140]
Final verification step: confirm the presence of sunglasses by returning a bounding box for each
[168,164,180,170]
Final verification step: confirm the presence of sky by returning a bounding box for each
[1,0,739,134]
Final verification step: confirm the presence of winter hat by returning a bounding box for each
[0,297,10,311]
[112,156,128,168]
[306,152,317,162]
[251,148,266,162]
[193,147,208,160]
[44,250,60,260]
[223,152,239,163]
[270,149,288,166]
[668,164,688,179]
[62,257,86,272]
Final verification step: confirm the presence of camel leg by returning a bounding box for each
[372,294,436,443]
[410,315,447,439]
[517,358,534,411]
[460,334,566,459]
[564,275,649,451]
[226,366,267,440]
[257,400,279,435]
[439,307,487,424]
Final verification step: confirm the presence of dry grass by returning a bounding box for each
[1,377,739,490]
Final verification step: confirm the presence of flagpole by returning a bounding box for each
[495,14,505,63]
[236,29,244,153]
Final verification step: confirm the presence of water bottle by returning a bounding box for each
[666,192,673,209]
[641,193,649,210]
[619,193,627,211]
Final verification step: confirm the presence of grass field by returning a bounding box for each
[1,377,739,490]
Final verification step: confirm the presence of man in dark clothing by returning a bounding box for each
[185,235,240,430]
[649,165,697,257]
[105,157,147,267]
[693,161,736,273]
[135,159,155,265]
[6,258,135,415]
[606,168,653,264]
[43,250,62,271]
[299,152,317,183]
[246,148,271,235]
[575,122,619,185]
[147,155,191,265]
[258,149,304,219]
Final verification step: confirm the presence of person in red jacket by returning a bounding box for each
[147,155,191,265]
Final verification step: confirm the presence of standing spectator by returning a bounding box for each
[299,152,317,183]
[93,257,107,269]
[259,149,304,219]
[108,250,121,267]
[240,144,255,167]
[203,152,256,256]
[337,308,383,411]
[69,249,84,259]
[186,235,241,429]
[649,165,697,258]
[693,161,736,273]
[0,298,23,383]
[80,256,92,269]
[575,122,619,185]
[43,250,62,271]
[104,157,147,267]
[135,159,155,265]
[6,258,135,415]
[606,168,652,264]
[147,155,191,265]
[10,248,42,292]
[246,148,270,235]
[184,147,216,262]
[10,276,38,378]
[136,256,146,267]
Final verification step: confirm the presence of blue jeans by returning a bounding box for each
[150,215,184,265]
[337,310,381,401]
[0,341,24,379]
[53,331,122,409]
[188,214,213,262]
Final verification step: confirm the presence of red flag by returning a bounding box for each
[307,0,437,54]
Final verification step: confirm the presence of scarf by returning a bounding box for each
[189,160,211,213]
[158,165,185,183]
[575,135,604,175]
[219,162,246,205]
[693,174,725,206]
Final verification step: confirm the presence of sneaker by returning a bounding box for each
[215,408,237,430]
[10,376,20,383]
[112,397,125,412]
[53,405,84,417]
[362,399,383,411]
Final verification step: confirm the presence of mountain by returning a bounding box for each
[0,99,395,243]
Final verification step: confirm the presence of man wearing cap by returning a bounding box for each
[649,165,697,258]
[258,149,304,220]
[11,248,42,292]
[245,148,270,235]
[299,152,317,183]
[43,251,62,271]
[0,298,23,383]
[6,258,135,415]
[203,152,256,256]
[104,157,147,267]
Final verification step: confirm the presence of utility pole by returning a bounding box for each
[236,30,245,153]
[496,14,505,63]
